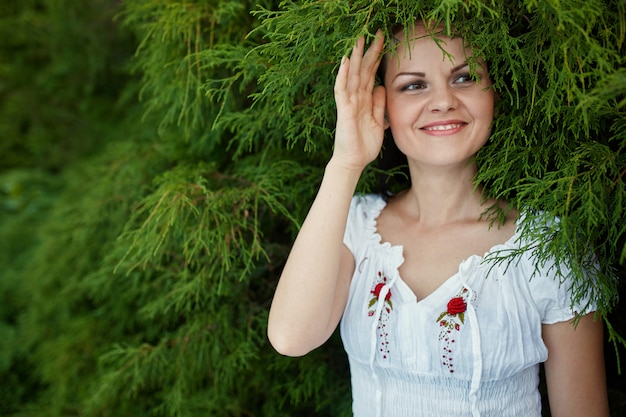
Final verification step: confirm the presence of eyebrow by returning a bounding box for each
[392,62,470,83]
[451,62,469,73]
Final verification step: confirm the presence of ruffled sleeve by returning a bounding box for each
[343,194,385,254]
[524,250,596,324]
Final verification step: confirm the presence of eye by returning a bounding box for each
[402,81,427,91]
[454,73,475,84]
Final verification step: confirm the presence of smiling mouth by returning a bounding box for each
[422,123,466,131]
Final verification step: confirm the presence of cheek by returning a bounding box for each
[483,89,496,112]
[472,91,495,123]
[385,96,415,127]
[476,95,495,143]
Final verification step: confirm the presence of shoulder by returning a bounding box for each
[349,193,386,212]
[346,193,386,226]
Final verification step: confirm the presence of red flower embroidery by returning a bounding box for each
[447,297,467,315]
[371,283,392,300]
[368,271,393,359]
[436,287,474,373]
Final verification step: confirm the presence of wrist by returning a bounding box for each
[322,157,363,192]
[326,155,367,178]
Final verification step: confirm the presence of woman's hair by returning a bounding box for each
[376,131,410,199]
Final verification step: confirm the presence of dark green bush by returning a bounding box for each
[0,1,624,416]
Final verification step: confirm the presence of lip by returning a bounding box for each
[420,120,468,136]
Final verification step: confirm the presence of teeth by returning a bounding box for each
[424,123,464,131]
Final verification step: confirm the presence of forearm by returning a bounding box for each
[268,31,385,357]
[267,159,362,356]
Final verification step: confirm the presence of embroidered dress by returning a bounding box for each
[340,194,592,417]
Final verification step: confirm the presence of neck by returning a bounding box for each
[399,162,488,226]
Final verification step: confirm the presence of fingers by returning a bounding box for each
[348,30,384,92]
[361,30,385,91]
[346,36,365,92]
[334,55,349,100]
[332,33,387,168]
[336,30,384,93]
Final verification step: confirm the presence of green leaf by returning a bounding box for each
[436,311,448,323]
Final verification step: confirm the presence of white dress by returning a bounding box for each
[340,194,591,417]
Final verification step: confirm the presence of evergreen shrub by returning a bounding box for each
[0,0,624,416]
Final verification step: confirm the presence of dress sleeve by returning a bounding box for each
[526,253,596,324]
[343,195,376,255]
[343,196,362,254]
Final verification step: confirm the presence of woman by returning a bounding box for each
[267,22,609,417]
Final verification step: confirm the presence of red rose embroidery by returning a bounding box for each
[371,283,392,300]
[436,288,475,374]
[447,297,467,315]
[368,271,393,359]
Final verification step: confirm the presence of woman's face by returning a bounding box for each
[383,24,495,170]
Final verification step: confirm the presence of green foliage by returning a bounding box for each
[0,0,624,416]
[240,0,626,317]
[0,0,133,171]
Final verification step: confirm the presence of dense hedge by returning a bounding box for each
[0,1,624,416]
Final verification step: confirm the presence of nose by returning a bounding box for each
[427,84,457,113]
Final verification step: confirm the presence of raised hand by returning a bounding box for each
[268,31,387,357]
[332,30,387,172]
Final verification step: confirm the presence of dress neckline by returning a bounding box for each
[364,194,521,304]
